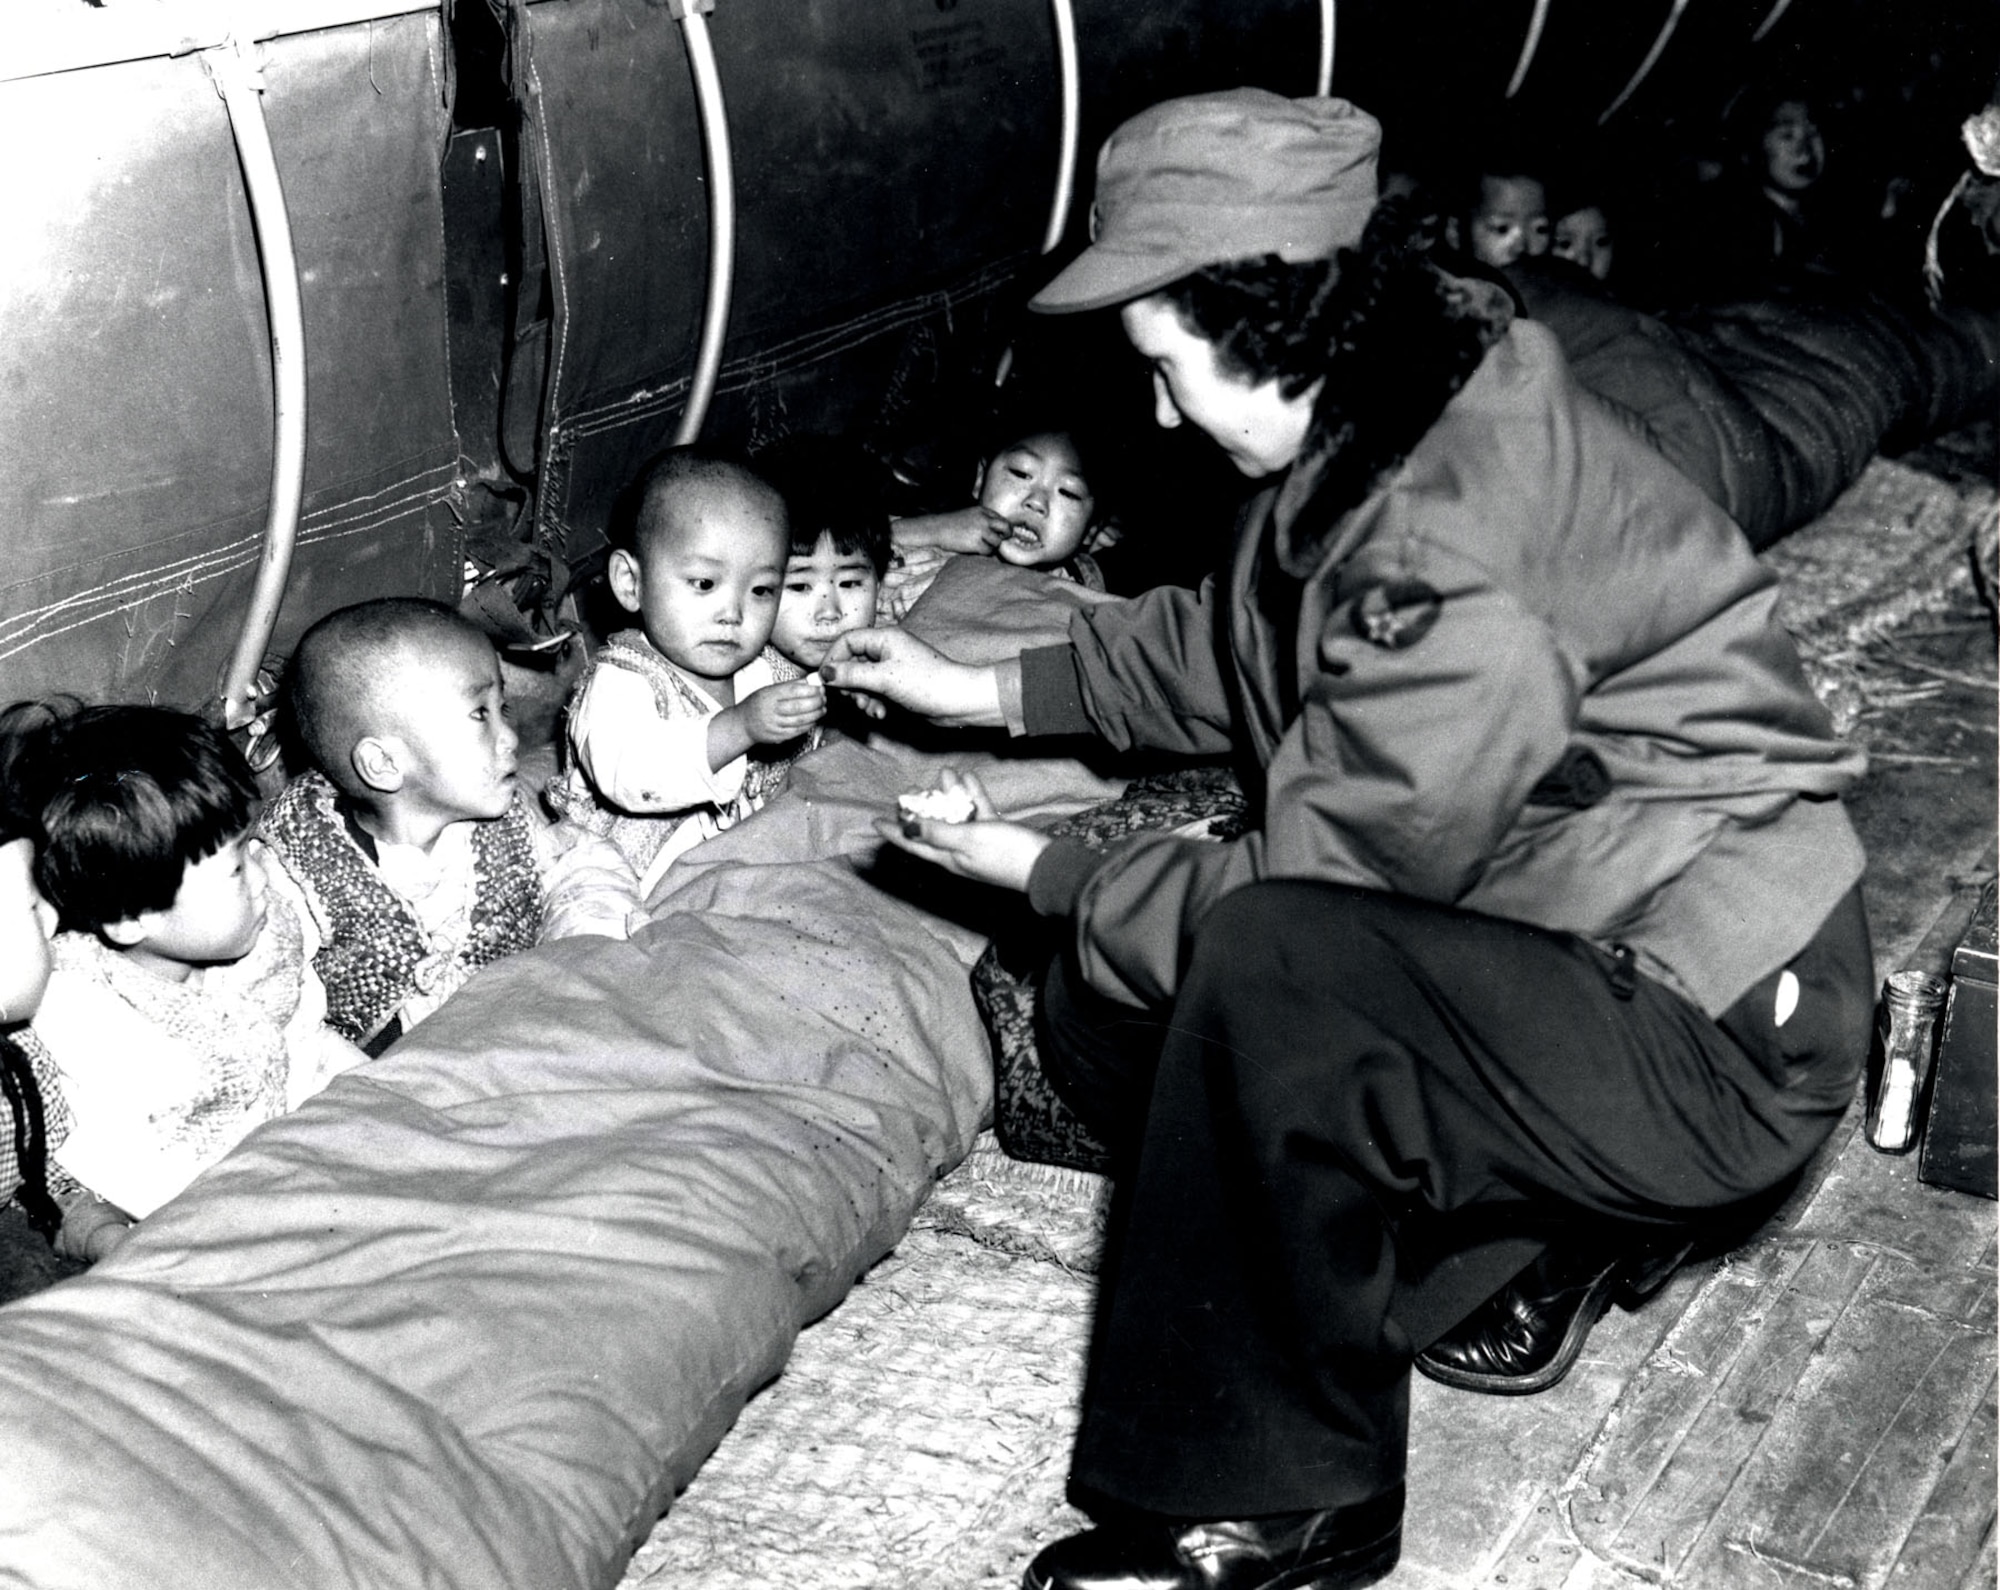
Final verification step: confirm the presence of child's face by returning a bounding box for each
[0,838,58,1023]
[772,532,880,671]
[383,631,519,828]
[978,432,1096,569]
[613,486,786,682]
[118,832,269,973]
[1552,206,1614,281]
[1469,176,1549,268]
[1761,102,1824,194]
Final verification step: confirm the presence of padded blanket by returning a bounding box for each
[1513,261,1999,550]
[0,564,1118,1590]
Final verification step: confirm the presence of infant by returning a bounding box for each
[1551,198,1615,283]
[1462,168,1551,270]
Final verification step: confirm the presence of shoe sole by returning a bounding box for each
[1412,1265,1621,1396]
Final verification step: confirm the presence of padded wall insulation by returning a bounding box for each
[0,12,461,710]
[520,0,1318,565]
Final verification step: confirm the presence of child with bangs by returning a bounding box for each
[7,701,364,1257]
[755,433,893,690]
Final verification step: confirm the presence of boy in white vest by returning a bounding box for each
[545,448,829,893]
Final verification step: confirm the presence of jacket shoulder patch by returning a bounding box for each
[1349,578,1443,650]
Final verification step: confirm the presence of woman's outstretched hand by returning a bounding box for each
[878,768,1050,894]
[821,627,1006,729]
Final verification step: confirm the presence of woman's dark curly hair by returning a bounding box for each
[1156,192,1504,533]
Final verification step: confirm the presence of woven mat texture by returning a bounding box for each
[617,451,1990,1590]
[621,1139,1107,1589]
[1764,455,1997,733]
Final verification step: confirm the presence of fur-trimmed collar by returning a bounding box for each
[1271,266,1514,577]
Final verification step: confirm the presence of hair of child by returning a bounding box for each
[0,700,258,934]
[286,597,490,792]
[611,445,786,562]
[0,1032,60,1239]
[751,434,896,577]
[0,702,46,852]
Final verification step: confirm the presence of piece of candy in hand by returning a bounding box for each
[897,786,977,836]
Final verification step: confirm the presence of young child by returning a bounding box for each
[546,448,828,892]
[0,780,66,1249]
[884,426,1105,618]
[1551,197,1615,283]
[756,434,893,678]
[266,597,641,1056]
[9,701,365,1255]
[1460,166,1551,271]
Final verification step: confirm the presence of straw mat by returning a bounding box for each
[1763,454,1997,732]
[621,1139,1108,1590]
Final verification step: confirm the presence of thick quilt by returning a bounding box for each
[0,566,1119,1590]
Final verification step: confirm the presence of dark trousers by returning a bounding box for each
[1038,881,1872,1519]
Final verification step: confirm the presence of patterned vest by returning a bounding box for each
[546,632,801,875]
[261,771,539,1046]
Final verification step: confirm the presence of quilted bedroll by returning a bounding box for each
[0,569,1119,1590]
[1514,261,2000,550]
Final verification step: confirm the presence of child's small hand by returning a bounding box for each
[894,507,1010,557]
[55,1195,133,1263]
[880,545,952,621]
[739,677,827,746]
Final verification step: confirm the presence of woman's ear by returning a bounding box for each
[352,736,404,795]
[607,548,645,615]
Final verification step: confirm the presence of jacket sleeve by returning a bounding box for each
[1055,577,1240,757]
[1052,542,1581,1008]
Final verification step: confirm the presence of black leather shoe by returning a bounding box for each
[1021,1488,1402,1590]
[1414,1239,1692,1396]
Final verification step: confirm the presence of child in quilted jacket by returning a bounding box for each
[267,598,641,1056]
[7,701,365,1254]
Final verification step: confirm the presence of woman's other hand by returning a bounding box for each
[821,627,1006,729]
[877,769,1050,893]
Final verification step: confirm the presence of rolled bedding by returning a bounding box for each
[1512,259,1999,550]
